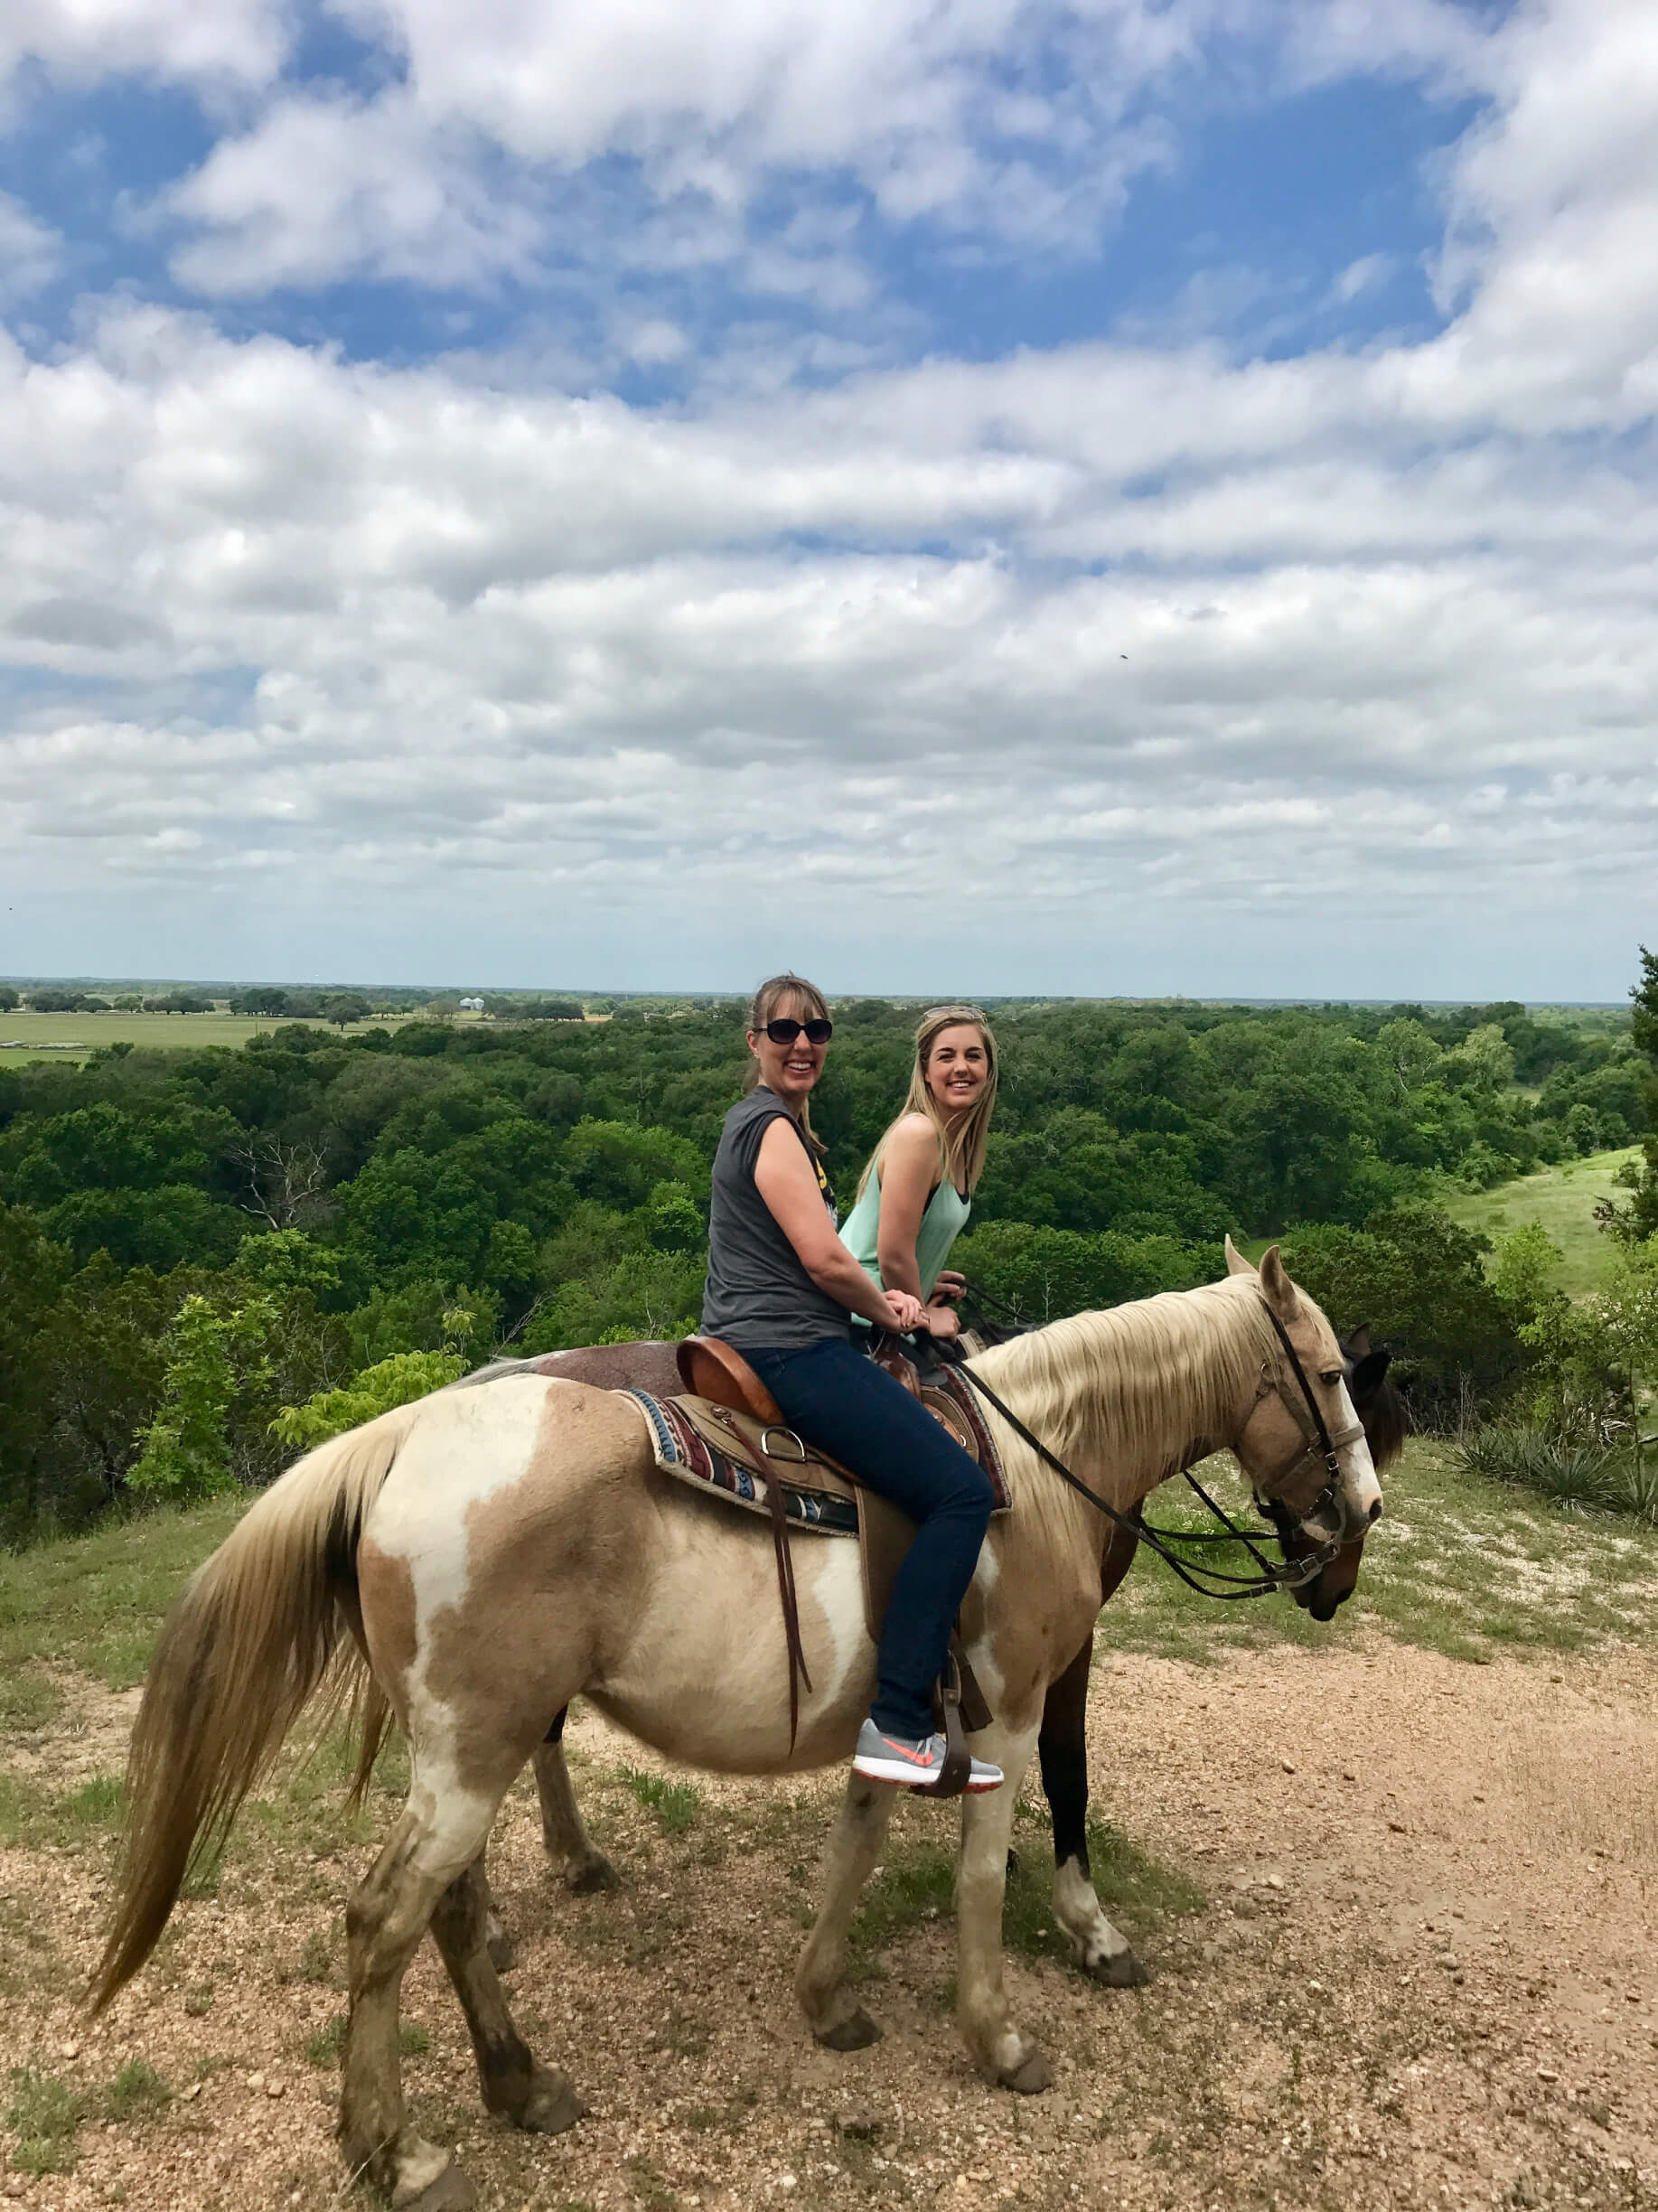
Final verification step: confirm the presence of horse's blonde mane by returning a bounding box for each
[970,1278,1280,1495]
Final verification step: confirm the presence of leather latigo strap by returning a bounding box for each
[762,1444,813,1752]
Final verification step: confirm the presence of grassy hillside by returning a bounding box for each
[1442,1144,1641,1296]
[0,1010,274,1063]
[0,1009,432,1063]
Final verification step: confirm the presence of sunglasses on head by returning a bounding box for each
[763,1017,833,1046]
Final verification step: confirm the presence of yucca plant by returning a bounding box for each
[1458,1423,1621,1514]
[1609,1451,1658,1525]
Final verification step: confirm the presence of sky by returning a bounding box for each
[0,0,1654,1000]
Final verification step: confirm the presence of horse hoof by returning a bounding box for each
[520,2068,587,2135]
[1087,1947,1148,1989]
[567,1855,618,1895]
[486,1927,516,1973]
[1001,2051,1053,2095]
[815,2007,883,2052]
[394,2164,477,2212]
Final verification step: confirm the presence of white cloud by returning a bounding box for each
[0,191,60,302]
[1,250,1653,992]
[1328,251,1393,305]
[0,0,287,93]
[155,0,1211,295]
[1429,0,1658,416]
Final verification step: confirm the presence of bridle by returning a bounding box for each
[1249,1302,1368,1537]
[941,1289,1369,1603]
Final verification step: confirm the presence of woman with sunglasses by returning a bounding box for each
[701,974,1002,1795]
[838,1006,998,1345]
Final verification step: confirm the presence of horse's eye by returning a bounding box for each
[1319,1371,1343,1389]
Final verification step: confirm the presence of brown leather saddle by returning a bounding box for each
[617,1335,1006,1796]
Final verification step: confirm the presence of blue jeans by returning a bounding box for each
[744,1336,994,1739]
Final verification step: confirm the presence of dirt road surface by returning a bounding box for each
[5,1635,1657,2211]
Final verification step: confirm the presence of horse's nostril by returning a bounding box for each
[1366,1496,1382,1525]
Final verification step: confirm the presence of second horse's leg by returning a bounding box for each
[1039,1635,1147,1987]
[1041,1521,1149,1989]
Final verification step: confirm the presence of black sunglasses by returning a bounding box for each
[763,1017,833,1045]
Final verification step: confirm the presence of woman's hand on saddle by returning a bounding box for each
[923,1305,961,1342]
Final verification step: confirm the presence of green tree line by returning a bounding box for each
[0,987,1651,1540]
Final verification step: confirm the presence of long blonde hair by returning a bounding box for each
[742,971,830,1154]
[855,1004,998,1201]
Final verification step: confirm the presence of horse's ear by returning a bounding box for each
[1342,1325,1372,1361]
[1259,1244,1301,1319]
[1349,1348,1391,1408]
[1224,1234,1255,1278]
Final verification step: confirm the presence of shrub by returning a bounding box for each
[1279,1204,1522,1429]
[127,1295,234,1499]
[271,1347,466,1450]
[951,1220,1208,1325]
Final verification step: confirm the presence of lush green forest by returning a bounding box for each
[3,979,1656,1541]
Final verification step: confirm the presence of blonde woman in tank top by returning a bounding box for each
[840,1006,998,1344]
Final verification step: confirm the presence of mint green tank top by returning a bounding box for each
[839,1144,971,1299]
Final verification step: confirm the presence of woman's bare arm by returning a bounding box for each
[874,1115,939,1300]
[753,1120,924,1333]
[875,1116,960,1339]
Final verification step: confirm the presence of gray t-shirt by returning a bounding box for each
[700,1089,852,1353]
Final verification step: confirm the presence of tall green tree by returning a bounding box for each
[1600,946,1658,1243]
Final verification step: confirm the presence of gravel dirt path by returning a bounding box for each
[5,1633,1658,2212]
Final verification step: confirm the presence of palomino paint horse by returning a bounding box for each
[473,1324,1406,1990]
[97,1245,1381,2212]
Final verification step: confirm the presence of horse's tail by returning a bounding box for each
[92,1401,420,2011]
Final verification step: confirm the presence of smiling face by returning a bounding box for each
[747,993,829,1110]
[923,1024,991,1120]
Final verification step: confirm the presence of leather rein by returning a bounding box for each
[941,1293,1363,1602]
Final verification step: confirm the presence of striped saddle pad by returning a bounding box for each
[618,1367,1008,1536]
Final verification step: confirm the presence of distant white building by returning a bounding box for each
[458,996,485,1012]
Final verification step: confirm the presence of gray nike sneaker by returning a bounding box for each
[852,1718,1003,1793]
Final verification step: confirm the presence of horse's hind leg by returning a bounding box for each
[534,1711,617,1891]
[1039,1634,1146,1989]
[342,1804,493,2209]
[429,1859,585,2133]
[795,1775,896,2051]
[342,1762,579,2206]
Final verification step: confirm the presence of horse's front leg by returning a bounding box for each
[795,1774,896,2051]
[955,1719,1051,2093]
[1039,1632,1147,1989]
[533,1711,618,1891]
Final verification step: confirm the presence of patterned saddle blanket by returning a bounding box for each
[617,1366,1009,1646]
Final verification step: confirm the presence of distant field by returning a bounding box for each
[1444,1143,1642,1296]
[0,1010,408,1063]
